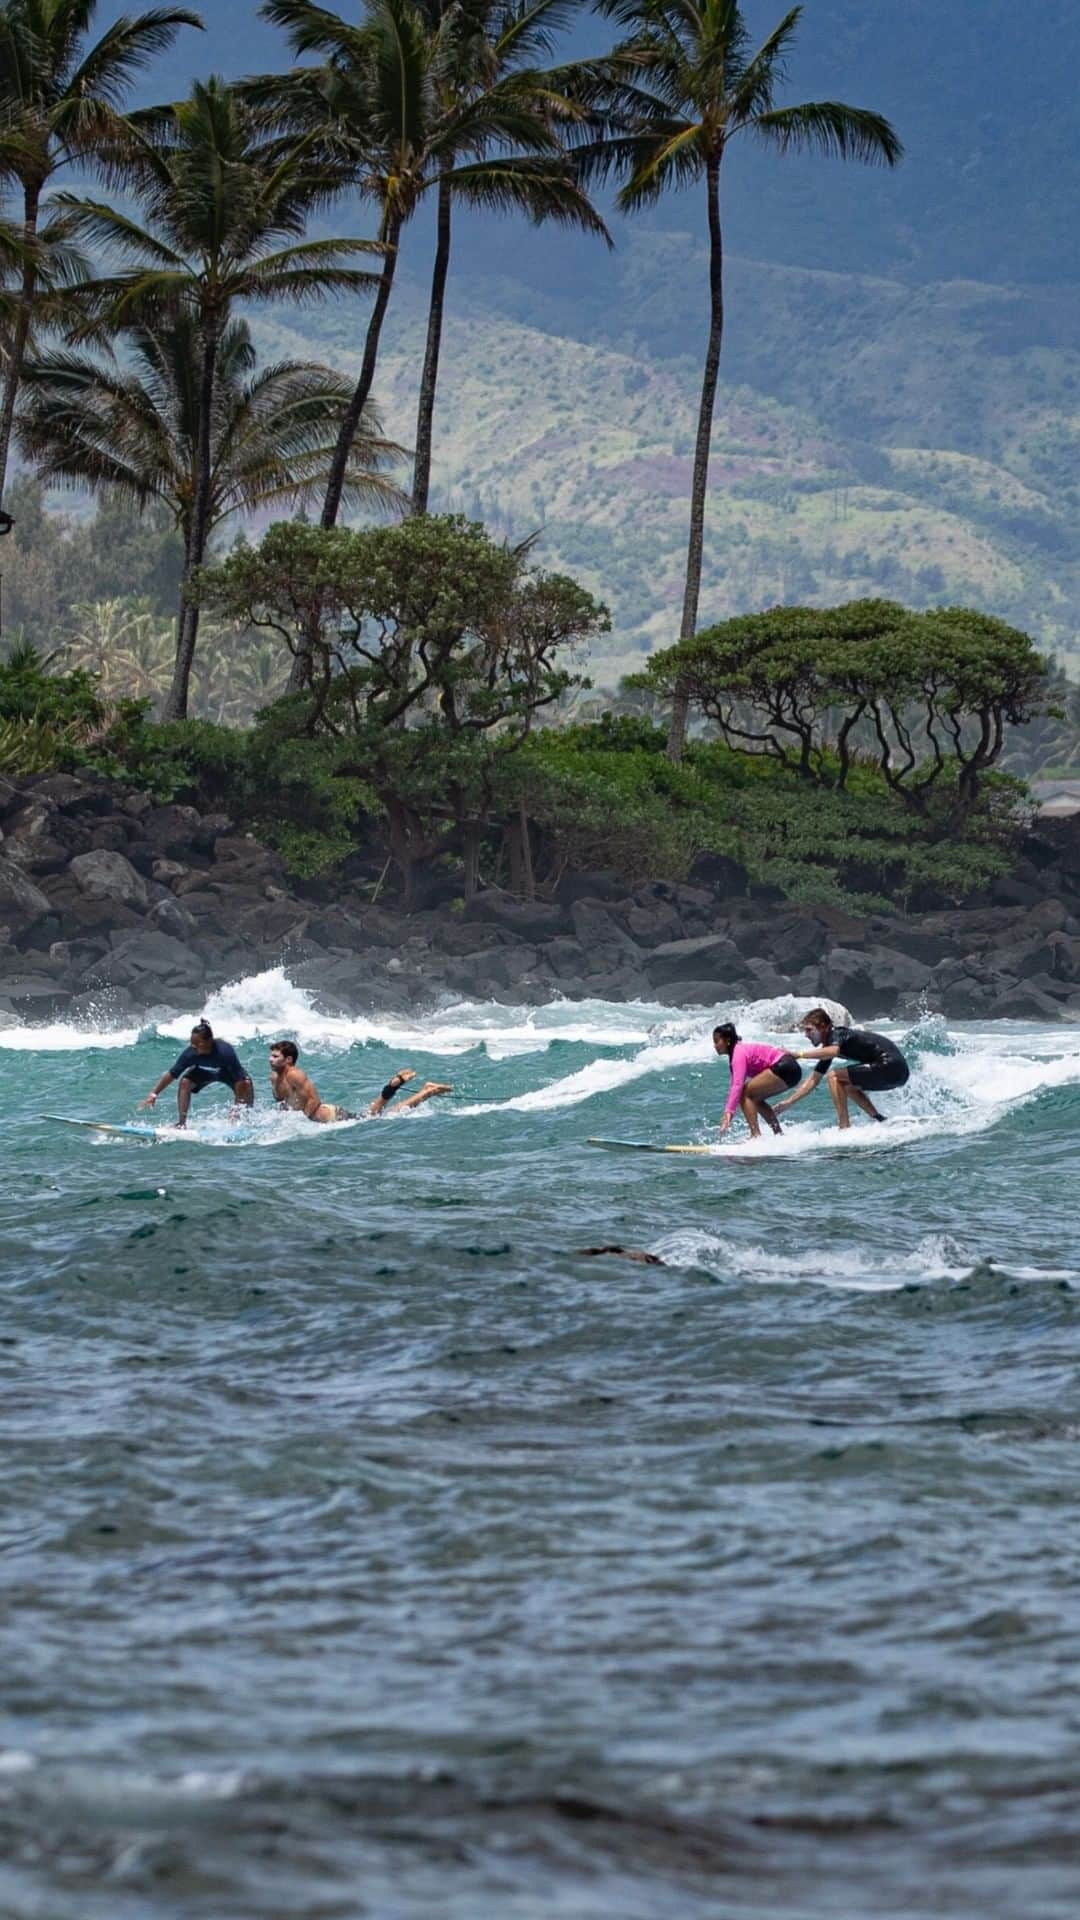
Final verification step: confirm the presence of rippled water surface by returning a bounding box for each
[2,973,1079,1919]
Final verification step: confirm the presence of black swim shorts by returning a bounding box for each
[771,1051,801,1089]
[844,1060,910,1093]
[179,1067,219,1095]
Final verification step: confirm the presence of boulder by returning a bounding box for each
[555,868,626,906]
[85,929,206,991]
[0,977,72,1021]
[0,856,51,926]
[1,828,70,875]
[147,896,199,941]
[568,899,642,979]
[151,858,189,886]
[69,849,148,911]
[138,803,206,862]
[624,900,683,947]
[1047,932,1080,982]
[643,932,744,989]
[27,773,110,815]
[985,981,1075,1021]
[465,891,566,941]
[443,945,540,994]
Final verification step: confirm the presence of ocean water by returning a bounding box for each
[2,970,1079,1920]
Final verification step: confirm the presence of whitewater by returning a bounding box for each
[2,972,1079,1918]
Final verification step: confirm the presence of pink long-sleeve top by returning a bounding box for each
[724,1041,788,1118]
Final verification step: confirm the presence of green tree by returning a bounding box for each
[18,306,405,584]
[408,0,608,514]
[0,0,201,506]
[60,74,381,717]
[257,0,605,537]
[643,599,1050,827]
[201,513,607,899]
[586,0,901,758]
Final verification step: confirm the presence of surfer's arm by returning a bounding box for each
[139,1069,176,1108]
[773,1069,825,1114]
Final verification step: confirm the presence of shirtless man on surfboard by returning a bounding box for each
[268,1041,452,1122]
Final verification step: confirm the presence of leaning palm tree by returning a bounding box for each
[0,0,201,506]
[58,75,383,717]
[258,0,605,523]
[588,0,901,757]
[19,307,405,557]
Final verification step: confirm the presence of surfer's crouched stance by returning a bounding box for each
[774,1008,910,1129]
[713,1023,802,1139]
[268,1041,452,1122]
[140,1020,254,1128]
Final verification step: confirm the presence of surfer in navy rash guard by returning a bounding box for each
[139,1020,255,1128]
[773,1008,910,1129]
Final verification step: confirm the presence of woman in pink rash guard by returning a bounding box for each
[713,1022,803,1138]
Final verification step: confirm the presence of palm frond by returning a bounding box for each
[752,100,902,165]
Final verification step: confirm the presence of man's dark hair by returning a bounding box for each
[276,1039,299,1063]
[192,1019,213,1040]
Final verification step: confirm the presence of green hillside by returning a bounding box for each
[263,233,1080,681]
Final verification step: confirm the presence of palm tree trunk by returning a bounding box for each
[0,185,41,506]
[286,214,402,696]
[321,211,401,532]
[166,315,220,721]
[411,174,451,515]
[668,154,724,763]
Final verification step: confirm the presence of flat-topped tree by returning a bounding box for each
[200,513,607,900]
[0,0,203,507]
[582,0,901,760]
[642,599,1051,828]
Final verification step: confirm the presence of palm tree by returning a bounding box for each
[588,0,901,758]
[59,75,383,717]
[18,305,405,561]
[259,0,605,522]
[0,0,201,506]
[409,0,609,514]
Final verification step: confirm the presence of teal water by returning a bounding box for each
[2,971,1079,1919]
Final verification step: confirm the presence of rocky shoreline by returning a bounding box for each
[2,771,1080,1026]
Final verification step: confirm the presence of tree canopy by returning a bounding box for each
[641,599,1051,824]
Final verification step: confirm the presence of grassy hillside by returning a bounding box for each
[261,233,1080,681]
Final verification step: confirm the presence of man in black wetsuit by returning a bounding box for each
[772,1007,910,1129]
[139,1020,255,1128]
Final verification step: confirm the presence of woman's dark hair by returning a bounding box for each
[713,1022,739,1050]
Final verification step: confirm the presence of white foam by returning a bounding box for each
[653,1229,974,1292]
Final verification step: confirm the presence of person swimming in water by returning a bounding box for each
[268,1041,452,1122]
[773,1008,910,1128]
[140,1019,254,1128]
[713,1022,803,1139]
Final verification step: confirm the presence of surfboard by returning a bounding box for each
[41,1115,249,1143]
[587,1137,725,1157]
[43,1115,165,1140]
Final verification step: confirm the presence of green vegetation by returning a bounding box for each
[583,0,900,754]
[641,600,1051,828]
[2,519,1055,914]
